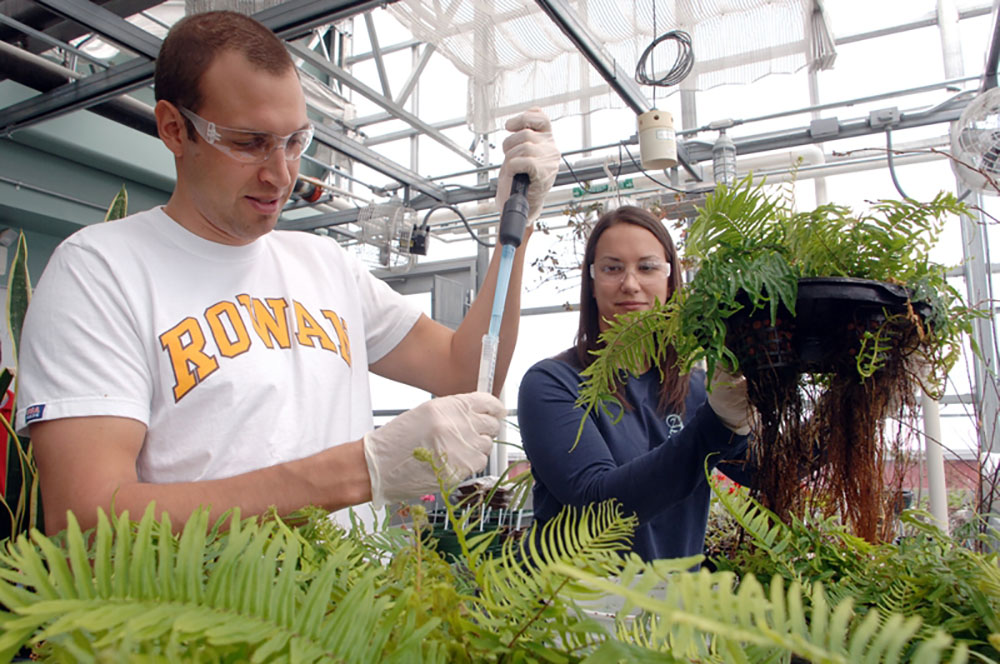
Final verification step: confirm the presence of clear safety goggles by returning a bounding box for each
[179,106,314,164]
[589,258,671,284]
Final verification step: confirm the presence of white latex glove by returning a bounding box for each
[496,107,560,223]
[706,367,752,436]
[362,392,506,508]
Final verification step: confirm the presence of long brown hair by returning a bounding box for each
[574,205,689,415]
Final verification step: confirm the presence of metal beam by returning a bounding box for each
[345,38,421,65]
[311,123,446,200]
[834,3,992,46]
[681,104,970,164]
[289,42,482,166]
[396,43,436,108]
[254,0,398,40]
[0,0,398,135]
[0,0,161,56]
[363,12,391,99]
[0,56,155,134]
[0,40,157,136]
[365,114,465,147]
[0,12,109,68]
[33,0,161,59]
[531,0,649,114]
[529,0,703,179]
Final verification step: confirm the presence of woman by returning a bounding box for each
[517,205,753,562]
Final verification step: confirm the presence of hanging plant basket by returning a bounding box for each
[725,277,930,377]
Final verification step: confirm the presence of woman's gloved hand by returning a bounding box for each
[496,107,560,222]
[706,367,752,436]
[362,392,506,508]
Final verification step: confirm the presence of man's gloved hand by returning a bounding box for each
[496,107,560,223]
[362,392,506,508]
[706,366,752,436]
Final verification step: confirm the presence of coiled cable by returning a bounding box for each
[635,30,694,88]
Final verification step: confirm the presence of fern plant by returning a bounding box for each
[706,482,1000,662]
[575,175,979,542]
[579,175,974,404]
[0,494,991,663]
[1,442,990,663]
[0,459,644,662]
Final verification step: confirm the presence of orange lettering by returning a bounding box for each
[205,301,251,357]
[236,295,291,349]
[293,300,338,351]
[159,317,220,401]
[322,310,351,367]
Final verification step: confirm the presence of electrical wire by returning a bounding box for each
[621,143,686,193]
[560,145,685,195]
[423,203,493,247]
[635,30,694,88]
[561,155,588,189]
[884,127,915,201]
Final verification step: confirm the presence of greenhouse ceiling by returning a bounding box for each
[0,0,997,234]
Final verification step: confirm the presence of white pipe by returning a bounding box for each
[314,200,354,212]
[922,393,951,533]
[423,139,944,237]
[729,144,826,175]
[427,145,826,234]
[297,174,372,205]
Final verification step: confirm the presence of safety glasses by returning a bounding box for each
[179,106,314,164]
[589,258,671,284]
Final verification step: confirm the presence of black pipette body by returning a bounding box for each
[498,173,530,248]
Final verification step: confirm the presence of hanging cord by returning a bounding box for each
[886,128,972,202]
[423,202,493,248]
[561,155,588,189]
[622,143,686,193]
[884,127,915,202]
[652,0,657,107]
[635,30,694,88]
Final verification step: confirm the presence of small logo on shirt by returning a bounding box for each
[25,404,45,423]
[665,413,683,434]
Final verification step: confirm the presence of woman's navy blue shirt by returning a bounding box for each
[517,351,752,562]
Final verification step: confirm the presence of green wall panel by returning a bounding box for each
[1,81,175,274]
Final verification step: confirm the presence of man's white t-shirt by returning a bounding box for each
[15,208,421,520]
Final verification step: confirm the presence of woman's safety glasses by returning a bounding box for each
[179,106,314,164]
[589,258,671,284]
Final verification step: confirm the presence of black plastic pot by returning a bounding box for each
[725,277,928,376]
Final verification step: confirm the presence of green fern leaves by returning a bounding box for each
[0,505,438,663]
[554,558,971,664]
[576,175,973,410]
[0,497,993,663]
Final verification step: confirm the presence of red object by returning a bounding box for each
[0,389,12,496]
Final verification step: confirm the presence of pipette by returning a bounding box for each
[477,173,530,393]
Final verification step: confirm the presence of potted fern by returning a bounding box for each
[579,175,977,541]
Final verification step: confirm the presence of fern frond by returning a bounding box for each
[469,501,637,656]
[707,473,797,577]
[0,506,441,662]
[554,562,966,663]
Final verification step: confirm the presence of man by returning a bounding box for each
[15,10,560,534]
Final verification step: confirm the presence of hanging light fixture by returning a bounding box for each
[712,130,737,186]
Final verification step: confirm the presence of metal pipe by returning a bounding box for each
[301,153,380,192]
[982,2,1000,90]
[687,75,980,136]
[0,40,157,136]
[0,12,109,68]
[0,174,106,211]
